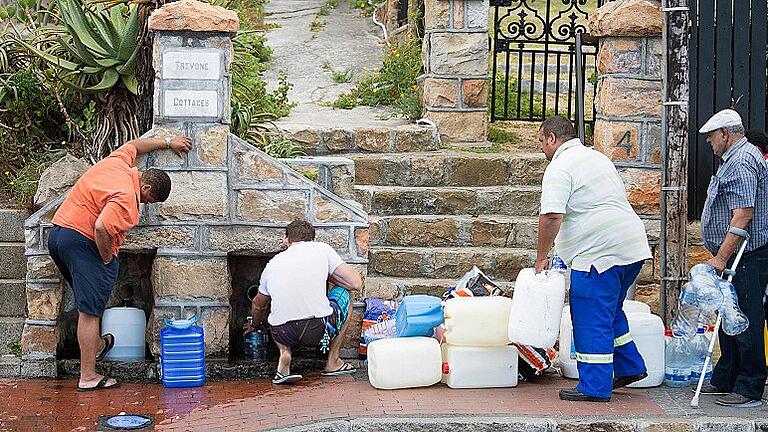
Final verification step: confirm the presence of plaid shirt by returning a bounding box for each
[701,137,768,254]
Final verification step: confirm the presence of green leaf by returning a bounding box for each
[84,67,119,92]
[116,4,138,61]
[120,73,137,94]
[0,9,8,19]
[5,5,16,17]
[91,7,120,51]
[115,42,139,75]
[15,38,82,71]
[59,0,112,57]
[94,57,120,67]
[108,4,125,34]
[58,39,99,67]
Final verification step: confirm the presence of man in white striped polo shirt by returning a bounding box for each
[533,116,652,402]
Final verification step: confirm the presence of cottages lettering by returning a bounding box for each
[164,90,218,117]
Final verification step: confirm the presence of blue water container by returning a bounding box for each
[160,315,205,388]
[395,295,444,337]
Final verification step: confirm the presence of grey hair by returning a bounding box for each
[723,124,745,135]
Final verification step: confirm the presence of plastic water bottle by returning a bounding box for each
[551,255,570,289]
[690,326,713,383]
[664,331,692,387]
[243,316,268,359]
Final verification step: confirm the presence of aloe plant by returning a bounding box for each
[8,0,142,162]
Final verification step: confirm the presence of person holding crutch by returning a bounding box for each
[697,109,768,407]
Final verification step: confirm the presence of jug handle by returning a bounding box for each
[164,314,198,329]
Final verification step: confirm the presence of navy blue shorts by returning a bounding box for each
[48,225,118,317]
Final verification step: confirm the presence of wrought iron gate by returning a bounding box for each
[687,0,768,219]
[489,0,603,130]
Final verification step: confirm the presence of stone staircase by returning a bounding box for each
[0,208,29,357]
[295,137,549,299]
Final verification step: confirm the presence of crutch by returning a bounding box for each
[691,227,750,408]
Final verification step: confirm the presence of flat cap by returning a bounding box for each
[699,109,743,134]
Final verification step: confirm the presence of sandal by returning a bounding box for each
[77,376,120,392]
[96,333,115,361]
[321,362,356,376]
[272,371,302,385]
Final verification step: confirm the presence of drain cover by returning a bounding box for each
[101,414,154,430]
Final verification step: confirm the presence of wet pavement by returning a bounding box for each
[2,373,768,431]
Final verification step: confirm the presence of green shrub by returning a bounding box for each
[329,36,423,120]
[488,124,520,144]
[348,0,375,16]
[331,67,354,83]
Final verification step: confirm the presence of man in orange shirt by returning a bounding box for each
[48,135,191,391]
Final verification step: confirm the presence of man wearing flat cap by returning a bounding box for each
[697,108,768,406]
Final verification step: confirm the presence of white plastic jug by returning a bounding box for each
[441,344,518,388]
[626,312,665,388]
[101,307,146,361]
[508,268,565,348]
[558,308,665,388]
[367,337,441,390]
[443,297,512,346]
[624,300,651,315]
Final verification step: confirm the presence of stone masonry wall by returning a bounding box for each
[421,0,488,143]
[21,0,369,371]
[589,0,709,313]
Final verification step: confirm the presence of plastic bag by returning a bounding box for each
[359,298,399,357]
[670,264,749,338]
[361,319,397,346]
[444,266,502,299]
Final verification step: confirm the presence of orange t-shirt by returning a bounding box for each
[52,145,141,257]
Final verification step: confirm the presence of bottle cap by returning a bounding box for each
[696,326,706,333]
[664,329,673,337]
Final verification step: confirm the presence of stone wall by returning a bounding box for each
[21,0,368,371]
[421,0,488,143]
[589,0,710,313]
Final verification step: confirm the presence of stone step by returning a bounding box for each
[0,280,26,317]
[274,119,441,156]
[0,317,24,356]
[364,276,515,300]
[368,246,535,282]
[370,215,538,249]
[348,150,547,187]
[355,185,541,217]
[0,243,26,280]
[0,209,29,242]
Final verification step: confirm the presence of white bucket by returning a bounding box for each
[367,337,441,390]
[441,344,518,388]
[101,307,146,362]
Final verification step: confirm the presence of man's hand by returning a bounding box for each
[169,136,192,157]
[534,257,549,274]
[242,322,256,336]
[705,256,727,274]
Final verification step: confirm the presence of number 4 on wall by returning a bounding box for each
[615,131,632,156]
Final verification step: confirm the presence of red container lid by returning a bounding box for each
[664,329,673,337]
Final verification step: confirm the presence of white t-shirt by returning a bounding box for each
[258,241,346,326]
[540,139,652,273]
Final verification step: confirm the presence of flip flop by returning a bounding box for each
[77,376,120,392]
[320,362,356,376]
[272,371,302,385]
[96,333,115,361]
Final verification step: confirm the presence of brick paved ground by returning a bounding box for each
[4,372,766,432]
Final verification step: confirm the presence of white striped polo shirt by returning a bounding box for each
[540,139,652,273]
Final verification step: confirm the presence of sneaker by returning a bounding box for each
[692,384,728,395]
[559,388,610,402]
[715,392,762,407]
[613,372,648,389]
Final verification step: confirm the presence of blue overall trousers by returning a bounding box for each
[570,260,647,399]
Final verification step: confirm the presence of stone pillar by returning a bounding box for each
[147,0,238,357]
[589,0,664,311]
[421,0,488,143]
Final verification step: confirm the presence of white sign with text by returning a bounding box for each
[164,90,219,117]
[162,50,221,80]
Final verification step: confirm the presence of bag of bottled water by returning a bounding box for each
[690,326,713,382]
[664,331,692,387]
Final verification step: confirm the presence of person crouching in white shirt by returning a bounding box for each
[244,219,364,384]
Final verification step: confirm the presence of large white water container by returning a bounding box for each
[367,337,441,389]
[558,308,665,388]
[508,268,566,348]
[624,300,651,315]
[441,344,518,388]
[443,297,512,346]
[625,312,665,388]
[101,307,146,361]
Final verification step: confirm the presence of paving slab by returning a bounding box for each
[2,373,767,430]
